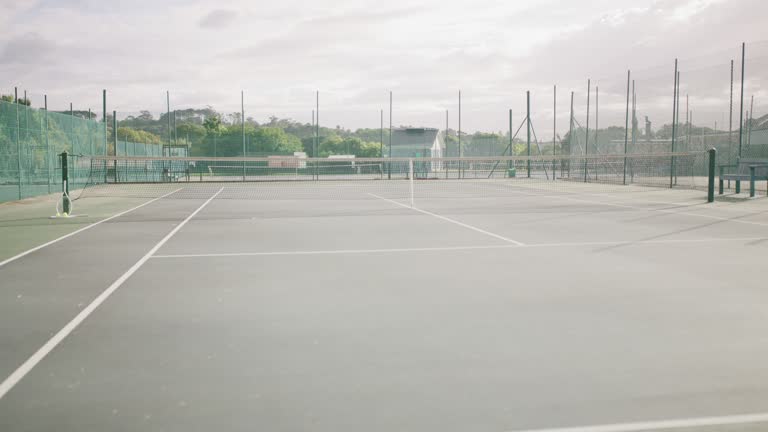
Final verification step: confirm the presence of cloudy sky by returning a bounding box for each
[1,0,765,135]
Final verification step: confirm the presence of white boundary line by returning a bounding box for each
[151,236,768,259]
[0,187,223,400]
[506,412,768,432]
[0,188,184,268]
[153,244,518,258]
[368,193,526,246]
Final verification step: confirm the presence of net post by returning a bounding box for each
[61,152,70,214]
[409,158,414,208]
[707,148,716,203]
[749,166,756,198]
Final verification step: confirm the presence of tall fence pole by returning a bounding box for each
[748,94,754,147]
[686,95,690,150]
[728,60,734,163]
[166,91,171,156]
[623,70,630,185]
[526,90,531,178]
[508,108,513,173]
[595,86,599,157]
[309,109,317,158]
[670,59,678,188]
[568,91,574,177]
[458,90,462,178]
[45,95,51,194]
[316,91,319,180]
[674,70,681,185]
[242,91,246,180]
[103,90,107,182]
[708,148,716,203]
[113,111,118,182]
[553,85,557,180]
[388,91,392,179]
[381,109,384,159]
[102,90,107,156]
[738,42,745,158]
[584,79,590,182]
[15,87,22,199]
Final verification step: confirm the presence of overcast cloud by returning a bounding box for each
[1,0,765,135]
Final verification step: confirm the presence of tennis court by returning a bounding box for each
[2,154,768,432]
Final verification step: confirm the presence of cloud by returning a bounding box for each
[198,9,237,29]
[0,0,765,133]
[0,33,59,65]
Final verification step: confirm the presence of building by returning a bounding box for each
[390,128,443,174]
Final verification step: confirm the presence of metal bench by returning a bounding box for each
[719,157,768,197]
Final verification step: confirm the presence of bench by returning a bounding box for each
[719,158,768,197]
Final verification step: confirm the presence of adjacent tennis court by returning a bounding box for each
[2,154,768,432]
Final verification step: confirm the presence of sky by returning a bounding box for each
[1,0,766,136]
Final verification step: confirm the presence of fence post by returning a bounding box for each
[623,70,630,185]
[707,148,716,203]
[103,90,107,183]
[45,95,51,194]
[749,166,756,198]
[15,88,22,199]
[526,91,531,178]
[409,158,414,208]
[113,111,118,183]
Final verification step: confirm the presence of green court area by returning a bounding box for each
[0,193,150,262]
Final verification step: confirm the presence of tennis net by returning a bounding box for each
[66,151,716,201]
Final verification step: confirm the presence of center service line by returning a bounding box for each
[368,193,525,246]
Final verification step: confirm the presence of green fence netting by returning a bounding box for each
[0,99,106,203]
[116,140,163,157]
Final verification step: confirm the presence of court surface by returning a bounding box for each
[1,180,768,432]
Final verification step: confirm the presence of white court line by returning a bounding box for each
[368,193,526,246]
[153,244,517,258]
[502,185,768,227]
[151,236,768,259]
[0,187,223,401]
[506,412,768,432]
[0,188,184,269]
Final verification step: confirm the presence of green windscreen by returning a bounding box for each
[0,100,106,203]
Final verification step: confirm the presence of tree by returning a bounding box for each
[250,127,302,155]
[137,111,154,121]
[203,115,222,134]
[116,127,164,145]
[176,123,207,148]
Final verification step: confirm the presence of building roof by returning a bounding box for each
[391,128,441,147]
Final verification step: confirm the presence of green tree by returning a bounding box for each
[176,123,207,150]
[116,127,164,144]
[203,115,222,133]
[250,127,302,155]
